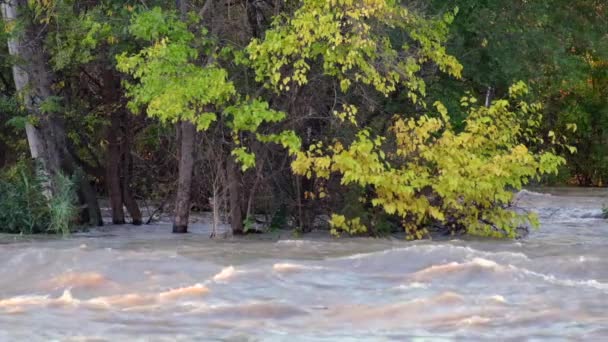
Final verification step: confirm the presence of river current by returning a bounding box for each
[0,188,607,340]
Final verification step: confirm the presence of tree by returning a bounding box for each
[116,4,292,235]
[1,0,63,191]
[429,0,608,184]
[1,0,102,226]
[246,0,565,238]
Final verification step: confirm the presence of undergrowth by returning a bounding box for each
[0,161,77,235]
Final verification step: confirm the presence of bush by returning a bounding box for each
[0,161,77,235]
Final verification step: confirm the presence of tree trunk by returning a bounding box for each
[2,0,61,194]
[0,139,6,168]
[172,0,195,234]
[69,166,103,227]
[106,112,126,224]
[79,175,103,226]
[227,156,244,235]
[485,86,494,108]
[173,121,196,233]
[121,127,142,225]
[101,68,142,225]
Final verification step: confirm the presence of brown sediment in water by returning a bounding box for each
[46,272,113,290]
[409,258,505,282]
[325,292,465,326]
[211,302,307,319]
[0,189,607,339]
[158,284,209,301]
[86,293,154,309]
[273,263,306,273]
[0,283,211,313]
[0,289,81,312]
[0,295,49,309]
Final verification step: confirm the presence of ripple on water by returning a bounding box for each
[1,188,607,339]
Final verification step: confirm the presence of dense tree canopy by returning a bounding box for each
[0,0,604,237]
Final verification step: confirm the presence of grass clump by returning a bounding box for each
[0,161,77,235]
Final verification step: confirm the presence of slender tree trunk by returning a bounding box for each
[485,86,494,108]
[121,127,142,225]
[298,175,314,232]
[173,121,196,233]
[79,174,103,226]
[172,0,195,234]
[0,139,6,168]
[66,164,103,226]
[227,156,244,235]
[106,112,126,224]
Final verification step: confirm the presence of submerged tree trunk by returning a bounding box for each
[227,156,244,235]
[173,121,196,233]
[102,70,142,225]
[172,0,195,234]
[106,112,126,224]
[121,129,142,225]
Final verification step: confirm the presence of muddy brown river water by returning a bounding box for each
[0,188,607,341]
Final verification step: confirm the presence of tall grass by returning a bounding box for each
[48,172,77,236]
[0,161,77,235]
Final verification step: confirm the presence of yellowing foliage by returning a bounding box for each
[247,0,462,102]
[245,1,566,238]
[293,83,564,238]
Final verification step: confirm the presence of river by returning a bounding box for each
[0,188,607,340]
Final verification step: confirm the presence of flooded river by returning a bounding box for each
[0,188,607,340]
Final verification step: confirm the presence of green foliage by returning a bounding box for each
[429,0,608,184]
[269,205,288,231]
[0,161,77,235]
[48,172,77,236]
[248,0,462,101]
[553,58,608,185]
[243,216,257,234]
[6,0,599,241]
[0,162,50,234]
[117,7,300,170]
[116,8,234,129]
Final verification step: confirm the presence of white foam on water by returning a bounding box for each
[337,245,529,263]
[212,266,236,282]
[487,295,507,303]
[0,294,50,308]
[0,289,81,312]
[394,282,428,290]
[276,240,312,246]
[517,189,552,197]
[272,263,325,273]
[470,257,499,268]
[510,265,608,291]
[460,315,492,325]
[158,283,209,301]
